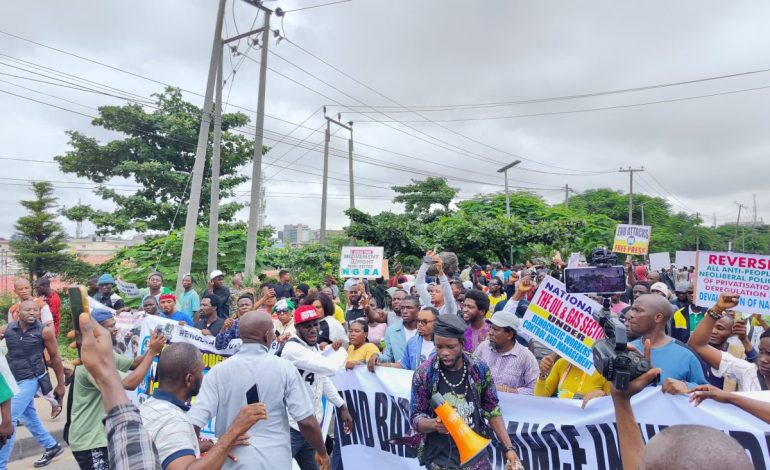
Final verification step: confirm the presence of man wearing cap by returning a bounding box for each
[474,311,539,395]
[671,283,708,343]
[280,305,354,470]
[68,309,166,470]
[93,274,125,311]
[203,270,231,319]
[409,314,523,470]
[159,294,194,325]
[650,282,671,300]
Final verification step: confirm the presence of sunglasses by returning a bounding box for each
[275,309,291,314]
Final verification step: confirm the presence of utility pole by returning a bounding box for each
[713,212,717,228]
[207,47,224,274]
[753,193,758,226]
[497,160,521,265]
[320,112,353,244]
[244,1,277,278]
[176,0,226,294]
[734,201,747,252]
[619,167,644,225]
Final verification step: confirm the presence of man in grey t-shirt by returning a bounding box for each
[189,311,329,469]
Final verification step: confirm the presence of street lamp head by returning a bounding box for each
[497,160,521,173]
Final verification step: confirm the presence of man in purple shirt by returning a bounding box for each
[474,311,539,395]
[462,289,491,352]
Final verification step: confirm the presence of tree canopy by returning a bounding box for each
[56,87,261,234]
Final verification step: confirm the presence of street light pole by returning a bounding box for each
[497,160,521,265]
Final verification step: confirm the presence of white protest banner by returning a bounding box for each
[612,224,652,255]
[648,252,671,272]
[520,276,604,374]
[695,251,770,314]
[115,278,141,298]
[675,250,697,268]
[340,246,384,278]
[332,366,770,470]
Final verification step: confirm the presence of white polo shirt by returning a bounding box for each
[140,391,200,468]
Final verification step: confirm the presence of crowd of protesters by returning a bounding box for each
[0,251,766,470]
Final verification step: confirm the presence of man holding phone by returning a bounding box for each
[415,251,456,316]
[68,309,166,470]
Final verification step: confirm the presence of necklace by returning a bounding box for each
[439,361,467,390]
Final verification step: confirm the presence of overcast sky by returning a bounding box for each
[1,0,769,240]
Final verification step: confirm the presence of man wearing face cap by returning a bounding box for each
[409,314,523,470]
[68,309,166,470]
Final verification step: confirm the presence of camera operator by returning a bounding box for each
[626,294,707,393]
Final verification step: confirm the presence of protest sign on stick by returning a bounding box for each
[675,250,697,268]
[339,246,384,278]
[612,224,651,255]
[649,252,671,272]
[520,276,604,373]
[695,251,770,314]
[115,278,141,299]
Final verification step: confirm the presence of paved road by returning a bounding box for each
[8,450,77,470]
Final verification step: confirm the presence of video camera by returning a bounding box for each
[565,248,655,390]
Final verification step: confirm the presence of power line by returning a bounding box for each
[281,0,352,13]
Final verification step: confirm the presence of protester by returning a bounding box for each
[627,294,707,391]
[0,299,66,468]
[273,299,296,342]
[294,283,310,305]
[690,382,770,424]
[688,293,766,391]
[609,293,629,315]
[8,278,53,326]
[68,309,165,470]
[673,281,690,309]
[474,311,539,395]
[409,314,523,470]
[253,285,277,315]
[486,278,507,313]
[235,294,255,318]
[202,270,231,319]
[345,282,387,328]
[93,274,125,312]
[76,311,162,470]
[611,353,753,470]
[462,289,491,353]
[535,352,610,404]
[415,251,456,315]
[229,273,245,306]
[671,283,708,343]
[0,374,14,448]
[323,275,339,299]
[367,310,387,346]
[190,311,330,469]
[140,342,268,469]
[619,283,650,320]
[139,271,172,303]
[195,295,225,336]
[370,295,419,367]
[346,319,380,369]
[302,292,347,350]
[320,287,346,324]
[35,276,62,335]
[375,306,438,370]
[178,274,201,322]
[650,281,670,300]
[142,295,159,316]
[274,269,294,300]
[159,294,194,325]
[87,275,99,297]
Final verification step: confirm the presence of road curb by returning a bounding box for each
[9,428,68,462]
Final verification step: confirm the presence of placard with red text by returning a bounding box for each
[695,251,770,314]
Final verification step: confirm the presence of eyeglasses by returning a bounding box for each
[275,309,291,314]
[417,319,435,325]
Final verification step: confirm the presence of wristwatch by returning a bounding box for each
[706,309,723,321]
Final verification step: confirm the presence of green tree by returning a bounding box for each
[10,182,75,281]
[392,177,458,220]
[55,87,261,234]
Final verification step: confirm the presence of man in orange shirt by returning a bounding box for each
[8,279,52,327]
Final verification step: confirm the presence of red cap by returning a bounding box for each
[294,305,320,325]
[159,294,176,302]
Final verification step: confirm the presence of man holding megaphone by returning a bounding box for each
[410,314,524,470]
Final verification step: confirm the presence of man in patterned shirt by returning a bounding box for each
[409,314,523,470]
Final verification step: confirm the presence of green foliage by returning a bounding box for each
[56,87,264,234]
[260,236,349,287]
[10,182,81,281]
[392,177,458,221]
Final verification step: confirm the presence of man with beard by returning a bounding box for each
[474,311,539,395]
[279,305,354,470]
[688,293,766,391]
[409,314,523,470]
[68,309,166,470]
[140,342,268,469]
[368,294,418,367]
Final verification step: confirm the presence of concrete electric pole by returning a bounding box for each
[497,160,521,265]
[619,167,645,225]
[319,112,353,244]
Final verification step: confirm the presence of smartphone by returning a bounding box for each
[564,266,627,294]
[422,256,434,264]
[68,286,90,357]
[246,384,260,404]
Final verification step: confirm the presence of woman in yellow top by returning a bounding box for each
[534,353,611,405]
[346,319,380,369]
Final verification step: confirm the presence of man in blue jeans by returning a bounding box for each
[0,300,66,467]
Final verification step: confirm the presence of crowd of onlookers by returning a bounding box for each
[0,253,766,469]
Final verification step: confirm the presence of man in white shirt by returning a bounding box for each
[141,342,267,469]
[415,252,456,315]
[189,311,329,470]
[281,305,354,470]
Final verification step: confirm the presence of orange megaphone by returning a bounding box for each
[431,393,490,465]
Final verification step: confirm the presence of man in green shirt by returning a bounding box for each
[67,309,165,470]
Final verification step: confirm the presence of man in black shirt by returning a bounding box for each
[202,270,230,319]
[94,273,125,311]
[195,295,225,337]
[273,269,294,300]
